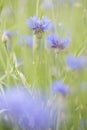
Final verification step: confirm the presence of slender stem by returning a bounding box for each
[4,43,29,87]
[36,0,40,16]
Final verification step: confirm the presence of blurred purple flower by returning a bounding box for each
[78,118,87,130]
[54,0,74,6]
[2,30,17,43]
[2,30,17,38]
[41,0,53,10]
[19,35,33,47]
[66,54,86,70]
[0,87,51,130]
[27,16,51,34]
[2,30,12,38]
[70,0,74,6]
[16,58,23,66]
[47,34,70,50]
[2,30,17,50]
[52,80,71,96]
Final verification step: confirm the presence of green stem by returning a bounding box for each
[36,0,40,16]
[4,43,29,87]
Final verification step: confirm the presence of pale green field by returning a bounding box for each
[0,0,87,130]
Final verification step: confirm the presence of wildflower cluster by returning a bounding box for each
[0,86,68,130]
[0,1,87,130]
[26,15,71,53]
[0,13,86,129]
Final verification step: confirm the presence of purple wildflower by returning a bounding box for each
[47,34,70,50]
[79,118,87,130]
[2,30,17,43]
[66,54,86,70]
[52,80,71,96]
[3,30,17,38]
[16,58,23,66]
[41,0,53,10]
[70,0,74,6]
[19,35,33,47]
[0,87,51,130]
[27,16,51,38]
[3,30,12,38]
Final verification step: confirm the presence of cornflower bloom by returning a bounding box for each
[47,34,70,50]
[52,80,71,96]
[66,54,86,70]
[2,30,17,43]
[0,87,52,130]
[27,16,51,38]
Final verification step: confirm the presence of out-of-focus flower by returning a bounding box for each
[2,30,17,43]
[0,87,51,130]
[69,0,74,6]
[27,16,51,38]
[41,0,53,10]
[52,80,71,96]
[48,23,54,31]
[78,118,87,130]
[66,54,86,70]
[19,35,33,47]
[41,0,73,10]
[2,30,12,43]
[54,0,75,6]
[47,34,70,50]
[16,58,23,67]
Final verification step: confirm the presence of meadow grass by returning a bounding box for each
[0,0,87,130]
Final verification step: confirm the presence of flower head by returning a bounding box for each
[66,54,86,70]
[27,16,51,38]
[0,87,51,130]
[2,30,17,43]
[70,0,74,6]
[78,118,87,130]
[47,34,70,50]
[41,0,53,10]
[52,80,71,96]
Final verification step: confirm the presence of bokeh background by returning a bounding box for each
[0,0,87,130]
